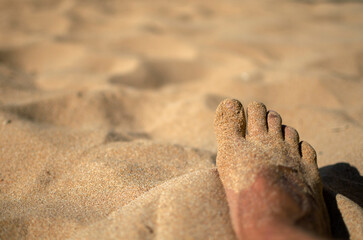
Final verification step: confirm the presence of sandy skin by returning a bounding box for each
[214,99,331,240]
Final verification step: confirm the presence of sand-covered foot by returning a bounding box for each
[214,99,331,240]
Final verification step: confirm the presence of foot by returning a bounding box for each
[214,99,330,240]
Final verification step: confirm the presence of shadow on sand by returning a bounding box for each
[319,163,363,239]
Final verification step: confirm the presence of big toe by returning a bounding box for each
[214,99,246,145]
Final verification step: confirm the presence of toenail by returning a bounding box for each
[225,101,234,109]
[285,127,297,136]
[268,111,279,118]
[225,99,239,110]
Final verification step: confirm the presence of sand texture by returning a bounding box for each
[0,0,362,239]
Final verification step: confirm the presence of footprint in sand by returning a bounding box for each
[0,65,36,91]
[116,35,196,61]
[108,58,204,89]
[108,35,202,89]
[4,91,137,129]
[0,41,85,73]
[214,99,331,239]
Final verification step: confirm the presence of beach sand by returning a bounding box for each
[0,0,362,239]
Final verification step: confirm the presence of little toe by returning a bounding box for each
[300,141,317,165]
[214,99,246,144]
[300,141,321,187]
[283,126,300,154]
[267,110,283,140]
[247,102,267,139]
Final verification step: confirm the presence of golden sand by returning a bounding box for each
[0,0,362,239]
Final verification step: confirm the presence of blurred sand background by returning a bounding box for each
[0,0,362,239]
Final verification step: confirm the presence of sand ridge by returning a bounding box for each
[0,0,362,239]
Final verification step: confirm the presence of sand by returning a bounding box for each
[0,0,362,239]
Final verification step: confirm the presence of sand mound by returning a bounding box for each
[71,169,235,240]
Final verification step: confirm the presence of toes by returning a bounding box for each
[267,110,283,140]
[247,102,267,138]
[214,99,246,144]
[283,126,300,154]
[300,141,320,184]
[300,141,317,165]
